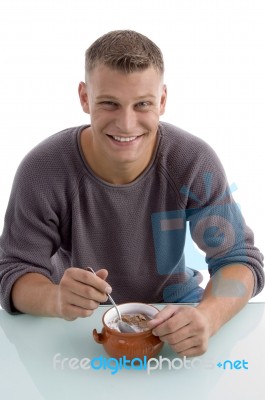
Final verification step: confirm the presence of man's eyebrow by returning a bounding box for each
[95,94,157,100]
[95,95,119,101]
[136,94,157,100]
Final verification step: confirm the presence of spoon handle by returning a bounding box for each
[86,267,121,320]
[106,293,121,319]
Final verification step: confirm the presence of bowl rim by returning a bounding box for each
[101,302,159,336]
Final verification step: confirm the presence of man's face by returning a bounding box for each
[79,64,167,174]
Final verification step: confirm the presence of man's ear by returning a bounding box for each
[78,82,90,114]
[159,84,167,116]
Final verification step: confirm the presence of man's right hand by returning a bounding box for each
[57,267,112,320]
[11,268,112,320]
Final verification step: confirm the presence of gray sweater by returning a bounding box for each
[0,122,264,313]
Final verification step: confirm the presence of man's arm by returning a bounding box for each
[197,263,254,335]
[11,268,112,320]
[148,263,254,356]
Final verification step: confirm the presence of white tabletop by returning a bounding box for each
[0,302,264,400]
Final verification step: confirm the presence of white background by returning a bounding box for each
[0,0,264,299]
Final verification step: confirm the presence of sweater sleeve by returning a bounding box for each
[158,122,264,298]
[180,137,264,297]
[188,200,264,297]
[0,130,79,314]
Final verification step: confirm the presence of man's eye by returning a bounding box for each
[99,101,118,109]
[136,101,151,109]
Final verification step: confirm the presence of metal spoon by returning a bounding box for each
[86,267,136,333]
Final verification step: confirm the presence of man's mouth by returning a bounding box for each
[107,134,143,143]
[112,135,137,142]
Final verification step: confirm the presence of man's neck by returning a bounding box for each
[80,127,153,185]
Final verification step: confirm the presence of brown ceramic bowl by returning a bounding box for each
[93,303,163,360]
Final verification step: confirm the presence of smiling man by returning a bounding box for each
[78,63,166,184]
[0,30,264,357]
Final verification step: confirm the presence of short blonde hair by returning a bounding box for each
[85,30,164,76]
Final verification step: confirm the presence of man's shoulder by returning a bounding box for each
[159,121,210,149]
[159,121,220,161]
[14,125,88,187]
[158,121,225,179]
[27,125,85,157]
[19,125,86,168]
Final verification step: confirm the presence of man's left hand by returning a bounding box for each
[147,305,212,357]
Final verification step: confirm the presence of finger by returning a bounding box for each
[87,269,112,294]
[67,278,109,303]
[158,326,208,356]
[61,268,110,303]
[61,303,96,321]
[72,268,112,294]
[153,308,208,339]
[173,341,208,357]
[158,324,194,345]
[171,336,200,353]
[65,291,101,311]
[147,305,181,329]
[151,307,192,336]
[95,269,108,281]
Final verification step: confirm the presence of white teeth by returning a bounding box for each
[112,136,137,142]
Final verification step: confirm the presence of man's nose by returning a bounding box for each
[115,108,136,133]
